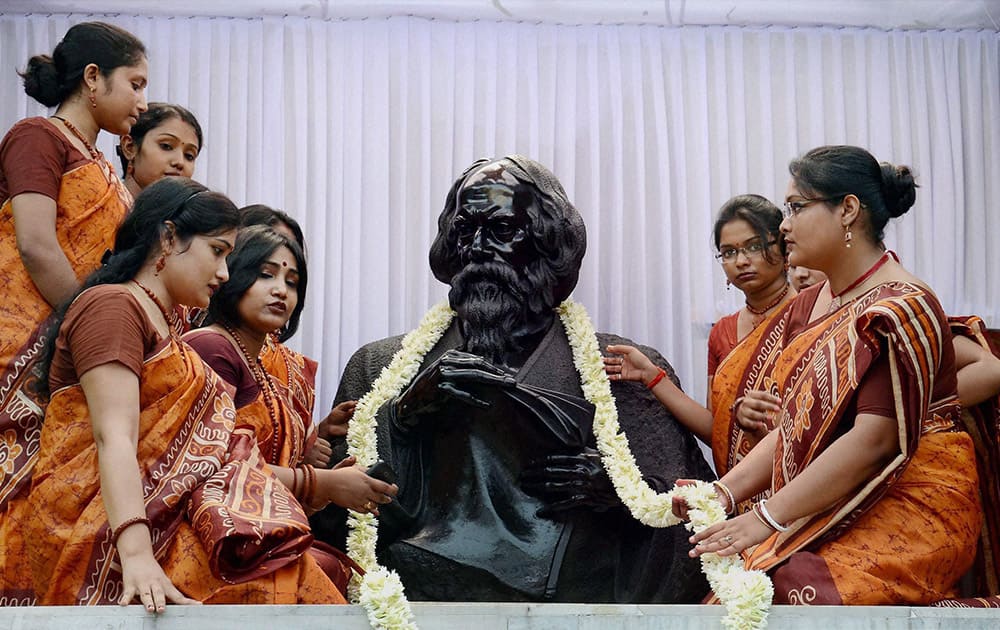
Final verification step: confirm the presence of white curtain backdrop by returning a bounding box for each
[2,13,998,418]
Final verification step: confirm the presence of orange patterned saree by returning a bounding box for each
[743,283,981,604]
[711,306,789,484]
[934,316,1000,607]
[256,338,319,467]
[255,338,358,593]
[0,159,130,509]
[5,338,342,605]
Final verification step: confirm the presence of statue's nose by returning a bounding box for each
[468,229,493,263]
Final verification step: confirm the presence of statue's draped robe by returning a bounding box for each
[313,320,714,603]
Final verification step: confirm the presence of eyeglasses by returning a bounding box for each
[782,195,844,219]
[715,240,777,263]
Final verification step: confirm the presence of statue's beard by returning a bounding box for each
[449,261,552,366]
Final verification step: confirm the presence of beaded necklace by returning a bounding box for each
[52,115,116,184]
[745,282,790,316]
[132,280,181,338]
[223,323,282,464]
[51,115,101,161]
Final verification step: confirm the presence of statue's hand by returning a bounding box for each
[521,447,620,516]
[393,349,517,427]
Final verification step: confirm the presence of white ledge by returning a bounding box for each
[0,603,998,629]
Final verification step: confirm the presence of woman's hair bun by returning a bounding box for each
[20,55,64,107]
[879,162,917,218]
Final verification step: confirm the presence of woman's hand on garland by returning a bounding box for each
[687,511,773,558]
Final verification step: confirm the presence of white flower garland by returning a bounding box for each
[558,300,773,630]
[345,302,454,630]
[345,299,772,630]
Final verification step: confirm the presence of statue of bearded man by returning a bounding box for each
[312,156,714,603]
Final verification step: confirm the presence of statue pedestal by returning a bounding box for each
[0,602,997,629]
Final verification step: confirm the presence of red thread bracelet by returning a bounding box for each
[646,367,667,390]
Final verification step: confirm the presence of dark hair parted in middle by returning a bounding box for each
[789,145,918,243]
[116,102,204,173]
[205,225,308,343]
[712,194,787,264]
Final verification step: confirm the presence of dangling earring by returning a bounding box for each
[89,87,97,109]
[726,279,732,291]
[844,227,853,248]
[154,254,166,276]
[126,162,134,177]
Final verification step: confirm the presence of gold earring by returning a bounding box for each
[845,228,853,248]
[89,87,97,108]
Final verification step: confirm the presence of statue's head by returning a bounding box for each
[429,156,587,363]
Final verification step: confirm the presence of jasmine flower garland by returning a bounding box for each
[557,300,773,629]
[345,299,773,630]
[345,302,454,630]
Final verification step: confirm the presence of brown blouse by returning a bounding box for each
[184,329,260,408]
[49,285,161,391]
[0,117,91,203]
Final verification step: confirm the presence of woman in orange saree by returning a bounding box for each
[605,195,793,510]
[686,145,982,605]
[117,103,203,200]
[0,22,144,514]
[935,316,1000,606]
[705,196,795,483]
[184,226,396,595]
[238,204,357,459]
[2,178,343,609]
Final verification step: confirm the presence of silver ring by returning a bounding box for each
[722,535,734,543]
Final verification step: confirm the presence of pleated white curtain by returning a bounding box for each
[2,13,997,416]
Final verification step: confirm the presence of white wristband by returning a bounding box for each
[757,499,790,532]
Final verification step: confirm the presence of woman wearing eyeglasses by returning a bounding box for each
[606,194,794,510]
[682,145,985,606]
[704,195,796,453]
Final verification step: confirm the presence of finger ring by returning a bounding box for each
[723,535,734,543]
[364,501,374,511]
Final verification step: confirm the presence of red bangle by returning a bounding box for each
[111,516,151,547]
[646,367,667,390]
